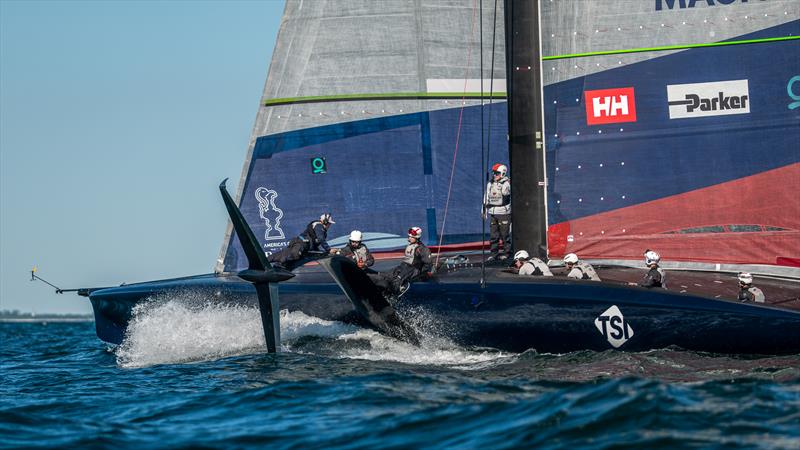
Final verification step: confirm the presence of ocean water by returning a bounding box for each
[2,301,799,449]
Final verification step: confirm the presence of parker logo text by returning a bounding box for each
[584,87,637,125]
[667,79,750,119]
[595,305,634,348]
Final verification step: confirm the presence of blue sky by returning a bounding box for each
[1,0,285,313]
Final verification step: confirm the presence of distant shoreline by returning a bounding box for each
[0,318,94,323]
[0,310,94,323]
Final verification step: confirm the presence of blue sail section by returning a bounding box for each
[224,20,799,271]
[223,103,508,271]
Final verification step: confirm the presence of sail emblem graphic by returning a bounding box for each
[594,305,634,348]
[255,187,285,240]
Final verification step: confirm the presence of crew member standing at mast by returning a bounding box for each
[483,163,511,261]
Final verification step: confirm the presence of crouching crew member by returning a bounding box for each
[337,230,374,269]
[268,213,334,269]
[369,227,432,296]
[514,250,553,276]
[483,163,511,261]
[630,249,666,288]
[564,253,601,281]
[737,272,765,303]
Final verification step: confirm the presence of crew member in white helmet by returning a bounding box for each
[268,213,335,269]
[737,272,765,303]
[337,230,374,269]
[369,226,432,297]
[563,253,601,281]
[630,249,666,288]
[513,250,553,276]
[483,163,511,261]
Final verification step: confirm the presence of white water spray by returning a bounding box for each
[116,295,516,369]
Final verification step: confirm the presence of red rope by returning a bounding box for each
[435,0,480,268]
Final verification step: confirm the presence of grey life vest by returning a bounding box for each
[403,242,419,265]
[519,258,553,276]
[350,245,370,263]
[567,261,601,281]
[738,286,765,303]
[656,267,667,289]
[485,178,511,215]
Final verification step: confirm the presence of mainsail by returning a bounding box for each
[218,0,799,273]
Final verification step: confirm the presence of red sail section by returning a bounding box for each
[548,163,800,266]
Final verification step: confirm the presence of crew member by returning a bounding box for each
[268,213,335,269]
[563,253,601,281]
[513,250,553,276]
[369,227,432,297]
[337,230,374,269]
[737,272,765,303]
[483,163,511,261]
[630,249,666,288]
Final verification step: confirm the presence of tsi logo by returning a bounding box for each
[667,79,750,119]
[594,305,634,348]
[584,87,637,125]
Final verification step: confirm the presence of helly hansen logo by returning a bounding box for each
[667,79,750,119]
[584,87,637,125]
[595,305,634,348]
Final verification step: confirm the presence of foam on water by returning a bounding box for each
[337,328,514,367]
[115,295,515,369]
[116,296,266,368]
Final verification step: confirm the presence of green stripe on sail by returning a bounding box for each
[542,35,800,60]
[263,36,798,107]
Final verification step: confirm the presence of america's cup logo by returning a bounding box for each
[255,187,285,240]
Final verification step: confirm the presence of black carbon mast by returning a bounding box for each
[504,0,548,260]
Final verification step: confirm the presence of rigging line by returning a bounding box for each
[435,0,480,269]
[480,0,485,285]
[482,0,500,287]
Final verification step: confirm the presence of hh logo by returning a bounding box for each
[255,187,285,241]
[584,87,637,125]
[595,305,634,348]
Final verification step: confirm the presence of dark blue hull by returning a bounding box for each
[88,265,800,355]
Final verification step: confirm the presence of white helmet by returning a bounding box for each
[738,272,753,285]
[564,253,579,264]
[349,230,362,242]
[644,249,660,265]
[492,163,508,177]
[514,250,529,261]
[320,213,335,224]
[408,226,423,239]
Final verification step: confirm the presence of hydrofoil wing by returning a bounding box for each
[318,256,420,345]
